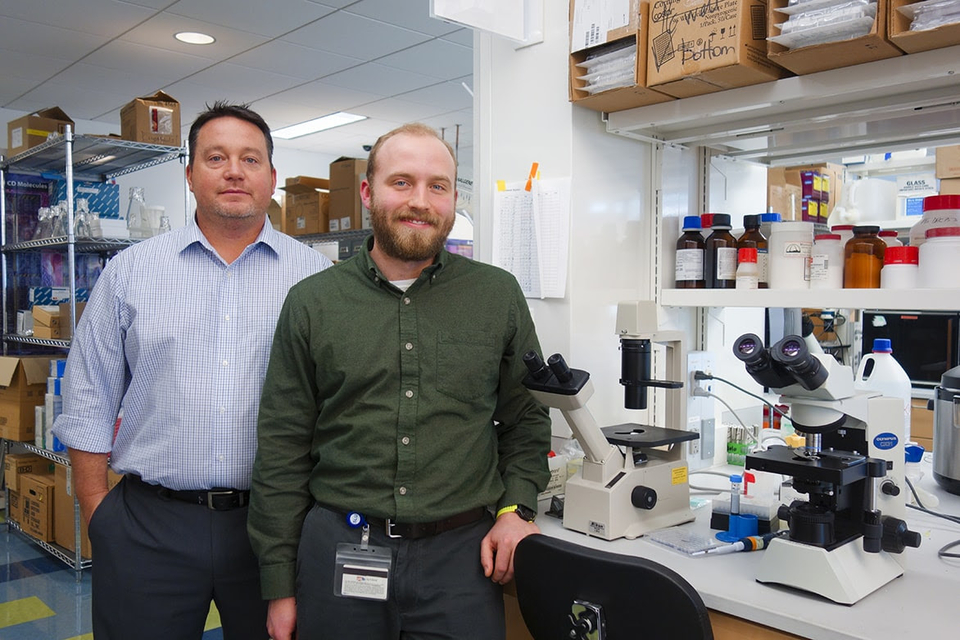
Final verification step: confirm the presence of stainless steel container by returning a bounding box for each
[933,365,960,495]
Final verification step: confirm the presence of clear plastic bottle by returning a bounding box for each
[844,225,885,288]
[675,215,705,289]
[855,338,912,443]
[735,247,758,289]
[737,214,768,288]
[705,213,737,289]
[880,245,919,290]
[908,194,960,248]
[808,233,843,289]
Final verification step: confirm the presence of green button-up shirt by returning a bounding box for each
[249,238,552,599]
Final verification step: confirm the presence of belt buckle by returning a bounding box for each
[385,519,402,539]
[207,490,236,510]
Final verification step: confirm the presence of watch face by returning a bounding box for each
[516,505,536,522]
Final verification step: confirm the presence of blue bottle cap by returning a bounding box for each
[681,215,702,230]
[760,213,782,223]
[872,338,893,353]
[729,474,742,483]
[904,443,924,463]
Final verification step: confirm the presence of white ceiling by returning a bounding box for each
[0,0,474,169]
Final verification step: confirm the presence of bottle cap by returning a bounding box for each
[922,194,960,212]
[872,338,893,353]
[884,245,918,265]
[743,214,760,229]
[878,230,899,238]
[681,215,702,231]
[738,247,757,263]
[701,213,715,229]
[904,443,924,463]
[831,224,855,231]
[710,213,732,229]
[853,225,881,234]
[814,234,841,241]
[925,226,960,238]
[760,213,782,223]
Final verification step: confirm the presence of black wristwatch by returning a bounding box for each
[513,504,537,522]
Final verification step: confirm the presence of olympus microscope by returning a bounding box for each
[733,333,921,604]
[522,301,697,541]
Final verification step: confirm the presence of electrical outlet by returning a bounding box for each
[686,351,716,469]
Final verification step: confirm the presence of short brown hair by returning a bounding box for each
[366,123,457,183]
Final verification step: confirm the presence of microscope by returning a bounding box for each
[522,301,697,541]
[734,333,921,604]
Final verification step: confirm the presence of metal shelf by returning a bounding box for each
[6,520,91,570]
[9,440,71,466]
[1,134,184,181]
[605,45,960,166]
[660,287,960,311]
[2,236,138,254]
[2,334,70,349]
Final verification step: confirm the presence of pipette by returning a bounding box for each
[691,531,780,557]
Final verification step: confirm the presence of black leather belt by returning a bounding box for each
[127,474,250,511]
[327,506,488,540]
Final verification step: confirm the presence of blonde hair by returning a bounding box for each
[366,123,457,183]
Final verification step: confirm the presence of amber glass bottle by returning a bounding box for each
[705,213,737,289]
[675,215,706,288]
[737,214,768,288]
[844,225,885,288]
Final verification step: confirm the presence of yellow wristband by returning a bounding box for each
[496,504,519,519]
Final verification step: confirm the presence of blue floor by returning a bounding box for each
[1,513,225,640]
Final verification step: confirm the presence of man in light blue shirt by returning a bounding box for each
[53,101,332,640]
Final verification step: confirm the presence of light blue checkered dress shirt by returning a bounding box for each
[53,218,332,490]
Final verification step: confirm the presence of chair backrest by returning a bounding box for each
[513,534,713,640]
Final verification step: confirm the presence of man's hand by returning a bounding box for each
[267,597,297,640]
[480,512,539,584]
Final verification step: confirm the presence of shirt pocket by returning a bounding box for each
[436,331,502,403]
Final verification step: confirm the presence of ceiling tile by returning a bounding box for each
[282,11,431,61]
[0,17,107,61]
[0,78,40,106]
[0,49,74,82]
[344,0,463,37]
[377,39,472,81]
[184,63,305,100]
[272,81,383,115]
[440,28,474,47]
[82,40,216,80]
[321,63,438,97]
[0,0,155,37]
[397,80,472,112]
[229,41,364,81]
[119,12,269,59]
[356,98,451,123]
[9,82,131,122]
[167,0,336,38]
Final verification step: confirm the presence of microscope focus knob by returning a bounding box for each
[880,480,901,497]
[881,516,923,554]
[631,486,658,510]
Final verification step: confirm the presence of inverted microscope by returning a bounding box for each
[733,333,921,604]
[522,301,697,541]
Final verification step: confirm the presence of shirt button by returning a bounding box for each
[405,390,414,398]
[222,360,229,367]
[224,314,230,321]
[219,407,226,414]
[404,342,413,351]
[217,455,225,462]
[403,297,411,305]
[399,487,407,495]
[401,436,410,445]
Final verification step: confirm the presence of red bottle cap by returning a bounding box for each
[922,195,960,212]
[700,213,715,228]
[878,230,899,238]
[738,247,757,263]
[884,245,918,265]
[815,234,841,241]
[831,224,854,231]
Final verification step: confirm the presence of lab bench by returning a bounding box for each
[515,458,957,640]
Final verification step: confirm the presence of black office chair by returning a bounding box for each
[513,534,713,640]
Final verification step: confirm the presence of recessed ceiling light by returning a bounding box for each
[175,31,215,45]
[272,112,367,140]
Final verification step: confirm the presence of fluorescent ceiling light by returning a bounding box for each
[272,112,367,139]
[175,31,215,45]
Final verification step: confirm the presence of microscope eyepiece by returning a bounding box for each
[523,350,550,381]
[771,335,828,391]
[547,353,574,383]
[733,334,763,363]
[733,333,795,389]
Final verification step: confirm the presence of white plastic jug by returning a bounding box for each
[855,338,912,443]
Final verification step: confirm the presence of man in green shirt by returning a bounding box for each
[248,122,552,640]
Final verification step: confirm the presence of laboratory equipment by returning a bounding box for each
[522,301,697,541]
[932,365,960,495]
[734,333,921,604]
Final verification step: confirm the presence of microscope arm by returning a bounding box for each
[527,379,619,466]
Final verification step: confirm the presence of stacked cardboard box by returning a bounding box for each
[6,107,74,157]
[767,163,843,223]
[0,356,53,441]
[120,91,181,147]
[280,176,330,236]
[329,158,369,232]
[936,145,960,195]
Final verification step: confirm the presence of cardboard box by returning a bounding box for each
[889,0,960,54]
[329,158,369,232]
[647,0,787,99]
[7,490,22,526]
[767,163,843,221]
[55,180,121,219]
[570,0,642,53]
[57,302,86,340]
[54,464,91,558]
[280,183,329,236]
[6,107,74,157]
[19,472,56,542]
[285,175,330,190]
[940,178,960,195]
[767,0,902,75]
[32,305,62,340]
[569,6,674,112]
[120,91,181,147]
[0,356,54,441]
[4,453,53,493]
[936,145,960,179]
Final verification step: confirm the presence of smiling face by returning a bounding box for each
[362,131,457,271]
[186,115,277,228]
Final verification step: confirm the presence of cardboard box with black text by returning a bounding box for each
[19,472,56,542]
[120,91,181,147]
[570,0,643,53]
[0,356,53,441]
[4,452,54,493]
[6,107,74,157]
[280,182,329,236]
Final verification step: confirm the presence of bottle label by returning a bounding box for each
[758,249,769,284]
[675,248,704,281]
[716,247,737,280]
[807,253,829,281]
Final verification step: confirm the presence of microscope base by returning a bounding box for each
[756,537,903,605]
[562,458,694,541]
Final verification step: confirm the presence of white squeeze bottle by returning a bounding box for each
[855,338,912,443]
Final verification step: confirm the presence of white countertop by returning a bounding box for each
[536,456,959,640]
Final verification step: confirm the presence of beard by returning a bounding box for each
[369,196,455,262]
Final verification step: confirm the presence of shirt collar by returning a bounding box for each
[178,214,279,258]
[358,235,448,284]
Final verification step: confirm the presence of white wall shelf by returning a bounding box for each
[661,287,960,312]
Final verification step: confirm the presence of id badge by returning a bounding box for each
[334,542,393,600]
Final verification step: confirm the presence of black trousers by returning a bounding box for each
[87,476,267,640]
[296,505,505,640]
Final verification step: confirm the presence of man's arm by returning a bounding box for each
[266,597,297,640]
[67,448,110,526]
[248,289,321,603]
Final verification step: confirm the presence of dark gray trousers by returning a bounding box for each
[87,476,267,640]
[296,505,505,639]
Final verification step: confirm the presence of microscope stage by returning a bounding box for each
[746,445,871,485]
[601,423,699,449]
